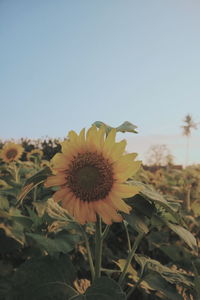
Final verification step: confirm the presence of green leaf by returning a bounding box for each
[116,121,138,133]
[194,276,200,298]
[191,201,200,217]
[0,196,9,210]
[71,277,126,300]
[129,181,181,223]
[159,244,193,268]
[25,166,51,186]
[129,195,155,218]
[123,211,149,234]
[17,167,51,203]
[11,255,76,300]
[93,120,138,134]
[135,255,193,288]
[0,222,25,245]
[92,121,114,134]
[144,273,183,300]
[166,222,197,250]
[26,232,80,256]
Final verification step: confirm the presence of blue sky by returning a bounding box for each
[1,0,200,164]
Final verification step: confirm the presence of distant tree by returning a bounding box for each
[146,144,174,166]
[181,114,198,166]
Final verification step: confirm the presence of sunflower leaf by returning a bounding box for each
[129,180,182,223]
[116,121,138,133]
[25,166,51,186]
[93,120,138,134]
[17,167,51,203]
[165,222,197,250]
[26,232,80,256]
[123,211,149,234]
[11,255,76,300]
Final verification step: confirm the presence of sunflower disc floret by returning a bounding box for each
[45,126,141,224]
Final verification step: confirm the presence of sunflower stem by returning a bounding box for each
[95,216,102,279]
[124,221,131,253]
[33,186,37,202]
[118,232,144,286]
[101,224,110,240]
[13,163,19,183]
[79,225,95,282]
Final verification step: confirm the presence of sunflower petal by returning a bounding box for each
[113,153,138,172]
[108,196,132,214]
[53,188,70,202]
[103,129,116,156]
[52,153,69,170]
[112,183,141,198]
[45,174,66,187]
[115,161,141,182]
[110,140,127,161]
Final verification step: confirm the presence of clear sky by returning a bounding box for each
[1,0,200,164]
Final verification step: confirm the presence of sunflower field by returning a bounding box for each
[0,122,200,300]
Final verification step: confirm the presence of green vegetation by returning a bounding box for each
[0,125,199,300]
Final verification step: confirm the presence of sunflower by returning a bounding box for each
[27,149,43,161]
[0,142,24,163]
[45,126,141,225]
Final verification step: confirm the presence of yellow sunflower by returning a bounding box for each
[27,149,43,161]
[45,126,141,225]
[0,142,24,163]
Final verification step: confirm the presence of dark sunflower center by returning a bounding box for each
[66,152,114,202]
[6,149,18,160]
[76,166,100,190]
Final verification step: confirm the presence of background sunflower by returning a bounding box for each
[0,142,24,163]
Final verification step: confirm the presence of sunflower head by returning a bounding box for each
[45,126,141,225]
[27,149,43,161]
[0,142,24,163]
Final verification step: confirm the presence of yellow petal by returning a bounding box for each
[73,198,86,224]
[113,153,138,172]
[87,202,97,222]
[108,196,132,214]
[103,129,116,156]
[53,188,69,202]
[78,128,86,148]
[86,126,98,152]
[45,174,66,187]
[110,140,127,162]
[78,201,88,223]
[68,130,79,141]
[52,153,69,170]
[96,126,105,150]
[94,200,122,224]
[63,195,76,215]
[112,183,141,198]
[93,201,112,225]
[115,161,141,182]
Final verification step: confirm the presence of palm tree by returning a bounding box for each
[181,114,198,166]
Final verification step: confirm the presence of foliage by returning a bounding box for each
[0,122,199,300]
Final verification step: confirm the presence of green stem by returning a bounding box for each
[33,186,37,202]
[13,163,19,183]
[79,226,95,282]
[118,233,144,285]
[95,216,102,279]
[102,224,110,240]
[124,221,131,253]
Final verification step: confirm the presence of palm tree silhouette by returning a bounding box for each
[181,114,198,166]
